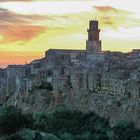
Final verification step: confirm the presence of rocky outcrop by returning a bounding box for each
[4,88,140,129]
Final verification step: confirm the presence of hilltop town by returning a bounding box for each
[0,20,140,126]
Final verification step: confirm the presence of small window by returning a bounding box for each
[60,66,65,75]
[139,88,140,98]
[128,92,131,98]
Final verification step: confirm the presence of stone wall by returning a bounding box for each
[4,87,140,129]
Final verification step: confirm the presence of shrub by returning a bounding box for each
[43,133,60,140]
[1,106,140,140]
[0,106,33,135]
[34,107,110,139]
[112,120,140,140]
[19,129,43,140]
[33,112,48,131]
[0,134,24,140]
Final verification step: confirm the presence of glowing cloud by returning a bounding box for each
[0,8,47,43]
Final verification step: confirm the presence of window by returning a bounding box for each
[60,66,65,75]
[139,88,140,98]
[128,92,131,98]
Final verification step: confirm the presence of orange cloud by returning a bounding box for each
[94,6,140,30]
[0,24,46,43]
[0,8,47,43]
[95,6,123,13]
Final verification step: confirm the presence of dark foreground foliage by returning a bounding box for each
[0,106,33,135]
[0,106,140,140]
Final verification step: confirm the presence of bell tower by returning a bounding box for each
[86,20,101,53]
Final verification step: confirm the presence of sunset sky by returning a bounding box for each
[0,0,140,67]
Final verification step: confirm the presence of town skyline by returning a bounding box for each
[0,19,140,130]
[0,0,140,67]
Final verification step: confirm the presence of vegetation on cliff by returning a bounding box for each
[0,106,140,140]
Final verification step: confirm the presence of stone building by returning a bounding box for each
[30,59,44,74]
[3,19,140,102]
[34,69,53,87]
[6,65,30,94]
[0,68,7,94]
[130,69,140,81]
[43,20,104,69]
[125,80,140,98]
[39,20,140,98]
[44,49,86,68]
[86,20,101,53]
[131,49,140,58]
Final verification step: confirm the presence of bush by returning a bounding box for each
[19,129,60,140]
[0,106,33,135]
[33,112,48,132]
[112,120,140,140]
[19,129,43,140]
[43,133,60,140]
[34,107,110,140]
[0,134,24,140]
[58,132,74,140]
[1,106,140,140]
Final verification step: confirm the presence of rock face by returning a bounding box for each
[5,88,140,129]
